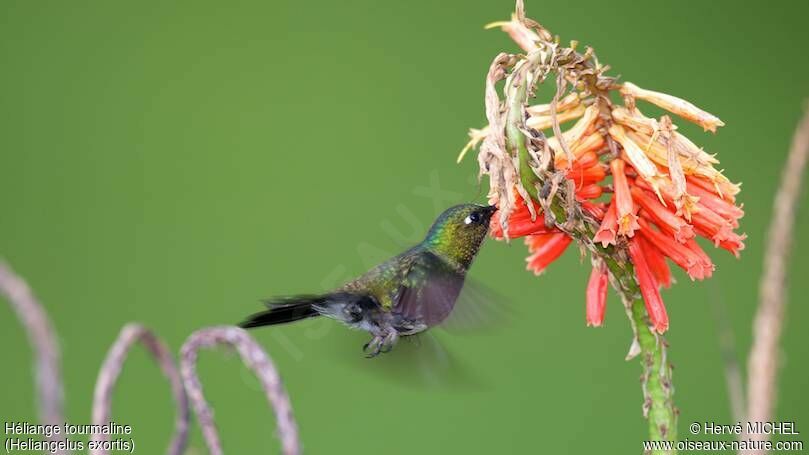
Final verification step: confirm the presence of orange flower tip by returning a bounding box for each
[593,230,616,247]
[683,249,714,280]
[722,236,746,258]
[526,264,547,276]
[654,321,670,334]
[709,226,736,246]
[686,265,705,281]
[674,225,696,244]
[594,202,619,246]
[586,320,604,328]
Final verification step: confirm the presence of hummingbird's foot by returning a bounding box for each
[380,331,399,353]
[363,331,399,358]
[363,336,383,358]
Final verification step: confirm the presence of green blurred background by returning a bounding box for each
[2,1,808,453]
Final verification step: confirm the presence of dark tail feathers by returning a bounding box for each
[239,295,325,329]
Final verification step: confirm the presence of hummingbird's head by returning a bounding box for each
[424,204,497,267]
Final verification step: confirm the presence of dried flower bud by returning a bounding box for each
[527,92,581,116]
[608,124,666,197]
[545,106,601,156]
[620,82,725,133]
[659,115,691,219]
[625,130,740,197]
[670,131,719,165]
[527,104,586,130]
[612,106,718,167]
[611,106,661,137]
[457,126,490,163]
[485,17,541,53]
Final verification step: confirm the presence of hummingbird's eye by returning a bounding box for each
[464,212,481,225]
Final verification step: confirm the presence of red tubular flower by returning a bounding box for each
[571,150,600,169]
[593,202,618,247]
[491,214,557,238]
[490,197,557,238]
[685,180,744,226]
[634,176,746,253]
[582,201,607,219]
[568,165,607,186]
[694,227,747,258]
[576,183,604,201]
[561,150,608,189]
[631,186,695,243]
[637,218,707,280]
[491,149,609,241]
[684,239,715,278]
[525,233,572,275]
[611,159,640,236]
[637,235,672,288]
[716,235,746,258]
[690,205,735,245]
[628,237,669,333]
[586,264,609,326]
[687,175,736,203]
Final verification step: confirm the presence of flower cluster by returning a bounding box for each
[475,16,745,334]
[489,89,745,333]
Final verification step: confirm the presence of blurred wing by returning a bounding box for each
[368,332,484,388]
[395,252,466,327]
[322,329,483,389]
[395,253,512,330]
[438,276,512,332]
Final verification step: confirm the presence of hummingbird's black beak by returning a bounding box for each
[484,204,498,218]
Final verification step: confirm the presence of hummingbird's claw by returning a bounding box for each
[380,331,399,353]
[363,336,384,358]
[363,331,399,358]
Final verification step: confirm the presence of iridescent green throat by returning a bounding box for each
[423,222,480,270]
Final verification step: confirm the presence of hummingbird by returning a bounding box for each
[240,203,497,357]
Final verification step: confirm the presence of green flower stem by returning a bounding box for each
[631,297,677,448]
[506,77,540,192]
[506,74,677,453]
